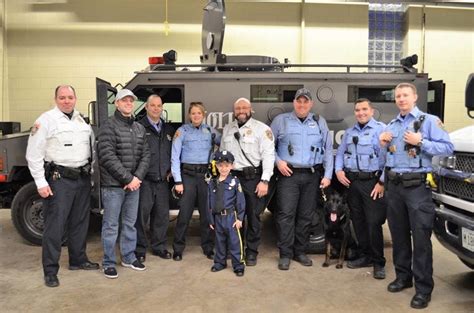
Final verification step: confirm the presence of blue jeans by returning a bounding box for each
[101,187,139,268]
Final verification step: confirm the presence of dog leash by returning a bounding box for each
[321,188,327,202]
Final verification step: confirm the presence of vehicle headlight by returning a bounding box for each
[439,156,456,169]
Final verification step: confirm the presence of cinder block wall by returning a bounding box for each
[406,6,474,131]
[4,0,368,129]
[0,0,5,122]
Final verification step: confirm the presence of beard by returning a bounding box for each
[235,111,252,125]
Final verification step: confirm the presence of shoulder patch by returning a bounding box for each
[173,130,181,140]
[30,122,40,136]
[265,129,273,141]
[237,183,243,193]
[436,119,446,131]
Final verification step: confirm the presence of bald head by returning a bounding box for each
[234,97,251,108]
[233,97,252,125]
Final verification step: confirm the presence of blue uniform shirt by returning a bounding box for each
[270,111,334,179]
[171,123,221,182]
[207,175,246,226]
[335,118,386,173]
[384,106,453,173]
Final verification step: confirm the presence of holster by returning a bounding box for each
[241,166,262,180]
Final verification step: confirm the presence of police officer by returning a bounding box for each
[270,88,333,270]
[220,97,275,266]
[335,98,387,279]
[134,95,175,262]
[207,150,246,276]
[26,85,99,287]
[379,83,453,309]
[171,102,221,261]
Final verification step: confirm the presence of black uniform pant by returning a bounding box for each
[42,175,91,276]
[135,180,170,255]
[213,212,245,272]
[276,170,320,258]
[235,175,266,257]
[386,180,435,295]
[347,177,386,266]
[173,173,214,254]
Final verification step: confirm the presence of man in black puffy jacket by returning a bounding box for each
[134,95,175,262]
[98,89,150,279]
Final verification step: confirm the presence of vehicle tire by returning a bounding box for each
[11,182,44,245]
[459,257,474,270]
[306,206,326,254]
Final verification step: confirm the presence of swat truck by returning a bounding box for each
[432,74,474,270]
[0,0,444,247]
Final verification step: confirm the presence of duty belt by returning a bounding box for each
[232,166,262,179]
[387,170,427,187]
[289,164,323,174]
[214,208,235,216]
[45,162,91,180]
[345,170,380,181]
[182,163,208,175]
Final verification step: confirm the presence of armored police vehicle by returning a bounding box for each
[0,0,444,248]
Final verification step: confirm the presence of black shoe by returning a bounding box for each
[104,267,118,279]
[373,266,386,280]
[173,252,183,261]
[278,257,290,270]
[347,257,373,269]
[135,254,146,263]
[69,260,100,271]
[410,293,431,309]
[204,251,214,260]
[235,269,245,277]
[387,278,413,293]
[211,265,226,272]
[246,254,257,266]
[293,254,313,266]
[121,260,146,271]
[152,250,172,260]
[44,275,59,287]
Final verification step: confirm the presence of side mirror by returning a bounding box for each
[466,73,474,118]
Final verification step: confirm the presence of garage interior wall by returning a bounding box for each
[2,0,473,132]
[0,0,5,122]
[406,6,474,132]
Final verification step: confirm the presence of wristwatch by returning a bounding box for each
[260,179,269,185]
[417,138,424,147]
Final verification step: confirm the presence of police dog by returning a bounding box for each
[321,188,352,269]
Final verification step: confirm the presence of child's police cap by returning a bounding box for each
[213,150,235,163]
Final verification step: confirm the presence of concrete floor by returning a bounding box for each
[0,209,473,313]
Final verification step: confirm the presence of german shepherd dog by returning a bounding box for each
[321,188,352,269]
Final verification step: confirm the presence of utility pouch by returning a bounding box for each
[62,167,81,180]
[81,164,92,176]
[242,166,257,180]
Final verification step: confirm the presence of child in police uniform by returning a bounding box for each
[207,150,246,276]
